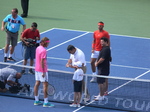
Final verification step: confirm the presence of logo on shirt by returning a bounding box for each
[8,18,21,23]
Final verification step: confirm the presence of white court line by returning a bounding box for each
[54,28,150,39]
[46,32,89,51]
[47,56,150,70]
[73,70,150,112]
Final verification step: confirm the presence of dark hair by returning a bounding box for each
[67,45,75,51]
[12,8,18,13]
[31,22,38,27]
[98,21,104,24]
[101,37,109,43]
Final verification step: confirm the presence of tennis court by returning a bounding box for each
[0,28,150,112]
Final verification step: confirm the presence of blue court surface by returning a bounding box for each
[1,28,150,79]
[1,28,150,112]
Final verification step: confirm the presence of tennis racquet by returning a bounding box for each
[47,82,55,96]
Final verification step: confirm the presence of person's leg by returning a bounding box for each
[77,92,81,106]
[29,59,34,74]
[42,73,54,107]
[99,83,105,96]
[4,44,9,56]
[90,58,97,82]
[43,81,48,103]
[34,81,43,105]
[74,92,78,104]
[23,59,28,66]
[34,81,40,96]
[29,46,36,74]
[21,46,29,74]
[90,58,97,74]
[104,79,108,95]
[21,0,29,17]
[4,31,11,62]
[8,32,18,61]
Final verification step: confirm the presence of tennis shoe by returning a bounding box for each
[28,69,35,75]
[83,97,90,102]
[69,103,77,107]
[104,91,108,96]
[7,57,16,61]
[77,104,80,107]
[43,102,55,107]
[90,73,96,82]
[34,101,42,105]
[94,96,104,101]
[4,57,7,62]
[90,77,96,83]
[94,94,100,98]
[21,70,25,74]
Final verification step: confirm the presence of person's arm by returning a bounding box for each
[20,30,29,46]
[91,38,96,53]
[7,80,17,86]
[95,58,105,67]
[66,59,79,69]
[22,24,26,33]
[41,58,46,77]
[36,30,40,40]
[66,59,72,67]
[1,21,6,31]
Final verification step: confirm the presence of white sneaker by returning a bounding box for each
[94,94,100,98]
[69,103,77,107]
[94,96,104,101]
[90,77,96,82]
[83,97,90,102]
[77,104,80,107]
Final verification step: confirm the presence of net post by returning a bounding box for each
[84,73,88,103]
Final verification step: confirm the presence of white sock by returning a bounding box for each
[92,72,96,75]
[4,53,7,57]
[44,98,48,103]
[35,96,39,101]
[9,54,12,58]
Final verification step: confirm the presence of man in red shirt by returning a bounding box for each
[90,21,110,82]
[20,22,40,74]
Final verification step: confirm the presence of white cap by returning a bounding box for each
[74,61,82,67]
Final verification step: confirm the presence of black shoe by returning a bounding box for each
[4,57,7,62]
[21,14,27,18]
[21,70,25,74]
[29,69,34,75]
[7,57,16,62]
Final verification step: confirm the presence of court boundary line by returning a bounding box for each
[46,32,89,51]
[53,28,150,39]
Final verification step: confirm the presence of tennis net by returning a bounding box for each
[0,62,150,112]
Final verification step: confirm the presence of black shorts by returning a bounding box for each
[0,81,5,89]
[97,69,109,84]
[73,81,82,92]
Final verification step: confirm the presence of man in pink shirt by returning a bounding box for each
[33,37,54,107]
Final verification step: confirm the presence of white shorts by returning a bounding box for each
[35,71,48,82]
[91,50,100,58]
